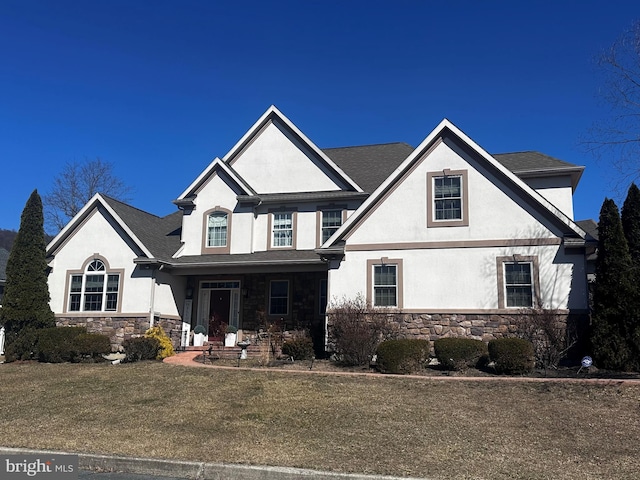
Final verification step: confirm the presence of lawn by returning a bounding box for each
[0,361,638,480]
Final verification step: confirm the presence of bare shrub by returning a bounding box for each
[515,305,577,370]
[327,294,399,366]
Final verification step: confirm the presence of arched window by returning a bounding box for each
[68,259,120,312]
[207,212,228,247]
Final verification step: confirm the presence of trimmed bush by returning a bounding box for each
[434,338,488,371]
[488,337,535,374]
[144,326,175,359]
[375,339,430,374]
[123,336,160,362]
[282,336,315,360]
[37,327,87,363]
[74,333,112,361]
[4,328,39,362]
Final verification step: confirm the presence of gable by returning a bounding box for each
[333,120,586,250]
[228,117,353,194]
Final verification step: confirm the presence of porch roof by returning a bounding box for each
[137,249,328,270]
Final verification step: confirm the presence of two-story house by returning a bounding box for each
[45,106,594,352]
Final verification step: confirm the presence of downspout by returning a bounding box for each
[149,267,157,328]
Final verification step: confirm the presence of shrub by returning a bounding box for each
[37,326,87,363]
[488,337,535,374]
[282,335,315,360]
[4,328,39,362]
[434,337,488,370]
[515,306,576,369]
[123,336,160,362]
[375,339,430,374]
[74,333,112,362]
[193,324,206,334]
[327,294,398,366]
[144,326,174,359]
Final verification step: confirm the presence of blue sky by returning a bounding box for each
[1,0,639,231]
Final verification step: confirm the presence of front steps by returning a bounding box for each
[183,342,265,360]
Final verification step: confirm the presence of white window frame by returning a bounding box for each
[427,169,469,227]
[272,212,294,248]
[366,258,403,309]
[321,210,342,244]
[68,259,120,312]
[496,255,540,309]
[503,262,534,308]
[207,212,228,247]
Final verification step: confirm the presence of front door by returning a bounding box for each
[197,281,241,336]
[208,290,230,338]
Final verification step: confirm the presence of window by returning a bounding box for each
[366,258,403,308]
[434,176,462,220]
[68,259,120,312]
[202,208,232,254]
[427,169,469,227]
[272,213,293,247]
[496,256,539,309]
[269,280,289,315]
[504,262,533,307]
[373,265,397,307]
[207,212,228,247]
[321,210,342,243]
[319,279,328,314]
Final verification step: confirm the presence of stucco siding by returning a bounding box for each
[48,209,153,315]
[346,139,562,246]
[524,176,575,219]
[330,244,587,312]
[230,120,344,193]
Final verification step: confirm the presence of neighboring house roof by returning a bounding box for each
[0,247,8,283]
[322,143,415,193]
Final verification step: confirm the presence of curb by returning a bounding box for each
[0,447,432,480]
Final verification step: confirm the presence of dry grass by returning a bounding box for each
[0,361,639,479]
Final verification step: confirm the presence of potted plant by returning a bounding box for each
[224,325,238,347]
[193,325,206,347]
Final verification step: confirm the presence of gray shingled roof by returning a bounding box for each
[323,144,582,194]
[170,249,323,267]
[493,151,581,173]
[576,219,598,241]
[322,143,415,193]
[101,196,182,260]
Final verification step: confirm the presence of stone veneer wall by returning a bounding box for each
[56,316,184,351]
[394,312,588,351]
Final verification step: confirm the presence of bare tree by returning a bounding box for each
[585,20,640,190]
[44,157,133,233]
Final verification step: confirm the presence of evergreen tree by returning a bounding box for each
[591,198,635,370]
[0,190,55,341]
[621,182,640,365]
